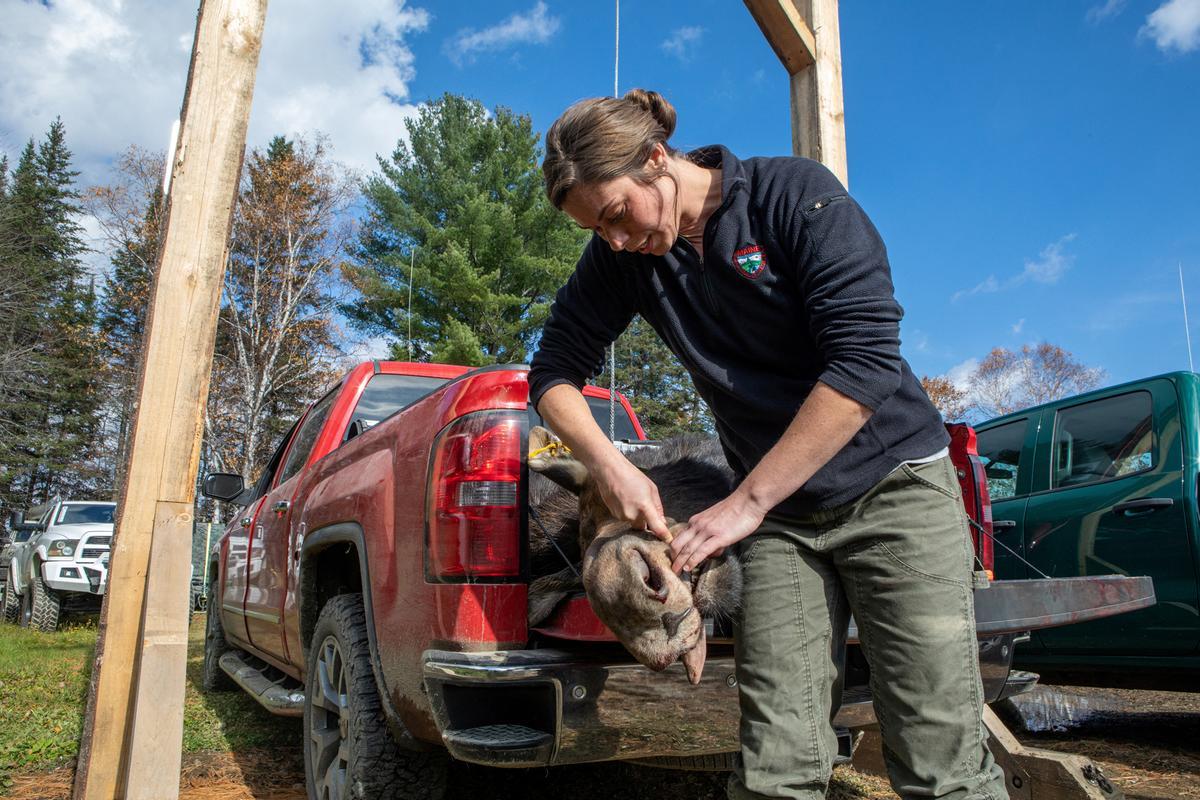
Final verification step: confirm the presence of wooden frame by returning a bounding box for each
[744,0,848,188]
[73,1,269,798]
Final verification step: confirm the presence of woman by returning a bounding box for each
[528,89,1007,800]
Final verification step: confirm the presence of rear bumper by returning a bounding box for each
[423,634,1021,768]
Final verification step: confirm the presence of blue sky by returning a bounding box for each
[407,1,1200,388]
[2,0,1198,389]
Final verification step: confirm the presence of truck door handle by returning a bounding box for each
[1113,498,1173,516]
[992,520,1018,531]
[271,501,290,514]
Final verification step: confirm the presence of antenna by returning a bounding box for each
[607,0,620,439]
[1181,262,1194,372]
[407,246,416,361]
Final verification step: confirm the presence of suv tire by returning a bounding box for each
[304,593,447,800]
[21,572,61,632]
[203,574,235,692]
[1,578,19,624]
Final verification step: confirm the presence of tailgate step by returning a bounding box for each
[443,724,554,766]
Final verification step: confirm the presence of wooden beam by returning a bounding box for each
[72,1,268,798]
[789,0,847,187]
[745,0,848,188]
[744,0,817,73]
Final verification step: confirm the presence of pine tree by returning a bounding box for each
[603,317,714,439]
[0,120,102,514]
[98,184,163,490]
[344,93,587,365]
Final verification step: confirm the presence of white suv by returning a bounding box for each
[3,499,115,631]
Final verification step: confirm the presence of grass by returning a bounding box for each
[0,613,298,794]
[0,613,896,799]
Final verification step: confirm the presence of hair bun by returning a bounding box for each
[623,88,676,139]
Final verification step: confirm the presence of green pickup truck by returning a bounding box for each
[976,371,1199,690]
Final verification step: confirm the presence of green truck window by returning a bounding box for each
[976,420,1027,500]
[1051,391,1154,490]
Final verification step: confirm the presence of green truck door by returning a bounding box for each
[1023,380,1199,654]
[977,415,1037,581]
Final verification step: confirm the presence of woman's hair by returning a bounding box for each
[543,88,678,209]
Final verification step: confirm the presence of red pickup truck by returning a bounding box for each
[201,361,1154,800]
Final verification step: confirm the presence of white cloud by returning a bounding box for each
[1140,0,1200,53]
[0,0,430,186]
[950,275,1000,303]
[661,26,704,62]
[444,1,559,67]
[946,358,979,393]
[951,234,1076,302]
[1020,233,1076,284]
[1087,0,1128,24]
[1012,318,1025,335]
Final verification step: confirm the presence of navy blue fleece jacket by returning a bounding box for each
[528,146,948,514]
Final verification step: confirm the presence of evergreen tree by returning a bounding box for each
[603,317,714,439]
[0,120,102,514]
[344,93,587,365]
[98,184,163,491]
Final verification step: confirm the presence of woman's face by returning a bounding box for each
[561,147,678,257]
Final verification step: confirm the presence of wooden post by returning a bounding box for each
[72,1,268,798]
[744,0,848,187]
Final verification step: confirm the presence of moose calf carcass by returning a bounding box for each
[527,426,742,684]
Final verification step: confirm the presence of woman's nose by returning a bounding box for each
[606,228,629,251]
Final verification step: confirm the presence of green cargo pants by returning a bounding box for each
[728,456,1008,800]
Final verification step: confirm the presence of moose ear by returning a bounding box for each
[528,425,591,495]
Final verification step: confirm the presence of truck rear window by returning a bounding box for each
[347,374,452,436]
[57,504,116,525]
[526,395,639,442]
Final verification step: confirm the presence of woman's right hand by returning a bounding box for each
[593,453,674,543]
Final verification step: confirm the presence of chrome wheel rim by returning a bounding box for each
[310,634,349,800]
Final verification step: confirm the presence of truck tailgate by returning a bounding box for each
[533,576,1156,642]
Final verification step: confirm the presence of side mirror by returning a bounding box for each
[9,511,39,532]
[202,473,246,502]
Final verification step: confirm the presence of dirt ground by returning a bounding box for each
[7,684,1198,800]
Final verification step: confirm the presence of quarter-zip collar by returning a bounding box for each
[673,145,747,319]
[687,144,748,211]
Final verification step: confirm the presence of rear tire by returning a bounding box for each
[1,578,19,624]
[22,573,61,632]
[304,593,447,800]
[202,575,235,692]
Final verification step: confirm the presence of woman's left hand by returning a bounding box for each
[669,490,767,574]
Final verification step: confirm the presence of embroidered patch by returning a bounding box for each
[733,244,767,280]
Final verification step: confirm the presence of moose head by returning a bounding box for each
[528,427,741,684]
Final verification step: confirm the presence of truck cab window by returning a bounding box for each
[976,420,1027,501]
[526,396,639,442]
[277,388,340,484]
[1051,391,1154,489]
[345,374,451,441]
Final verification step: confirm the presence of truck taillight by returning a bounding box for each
[427,410,522,581]
[946,423,995,576]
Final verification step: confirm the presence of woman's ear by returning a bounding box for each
[644,141,669,173]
